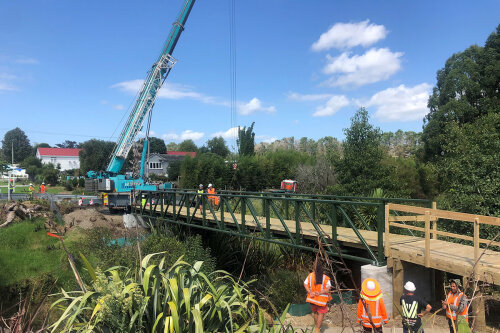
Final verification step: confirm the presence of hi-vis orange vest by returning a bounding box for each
[207,188,219,205]
[446,291,468,322]
[305,273,331,306]
[357,298,388,328]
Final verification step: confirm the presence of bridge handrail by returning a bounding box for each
[157,189,382,206]
[385,202,500,271]
[134,189,388,265]
[165,188,432,205]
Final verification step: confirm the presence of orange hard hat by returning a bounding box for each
[361,278,382,300]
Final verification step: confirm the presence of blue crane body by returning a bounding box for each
[86,0,196,211]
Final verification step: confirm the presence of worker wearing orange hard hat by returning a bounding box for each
[357,278,388,332]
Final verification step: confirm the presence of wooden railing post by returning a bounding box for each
[424,210,431,267]
[432,201,437,240]
[385,204,391,257]
[474,217,480,275]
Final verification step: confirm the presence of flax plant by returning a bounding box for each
[49,253,270,332]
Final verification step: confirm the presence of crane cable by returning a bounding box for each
[229,0,237,151]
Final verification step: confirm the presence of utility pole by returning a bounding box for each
[11,141,14,165]
[7,171,11,201]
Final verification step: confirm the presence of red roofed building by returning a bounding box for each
[166,151,197,157]
[36,148,82,171]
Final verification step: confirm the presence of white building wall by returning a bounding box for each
[36,153,80,171]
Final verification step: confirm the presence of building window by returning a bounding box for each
[149,162,162,169]
[50,157,57,164]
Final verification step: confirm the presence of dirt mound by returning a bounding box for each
[63,208,131,237]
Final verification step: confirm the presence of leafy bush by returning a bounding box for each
[263,269,307,312]
[50,255,266,332]
[141,234,216,273]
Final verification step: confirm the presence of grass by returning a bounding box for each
[0,218,78,288]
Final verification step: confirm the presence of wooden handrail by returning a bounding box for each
[385,203,499,272]
[387,203,500,226]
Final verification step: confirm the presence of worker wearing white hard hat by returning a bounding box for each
[400,281,432,333]
[197,184,204,211]
[207,183,217,208]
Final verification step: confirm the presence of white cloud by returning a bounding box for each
[211,127,238,139]
[162,130,205,142]
[0,73,17,92]
[312,20,387,51]
[313,95,350,117]
[111,80,227,106]
[322,48,403,87]
[237,98,276,115]
[15,57,39,64]
[255,135,277,143]
[287,92,332,101]
[112,104,125,110]
[363,83,432,122]
[112,80,276,117]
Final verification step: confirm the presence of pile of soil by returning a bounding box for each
[63,208,135,237]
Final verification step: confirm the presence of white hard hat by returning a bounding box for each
[30,183,33,186]
[208,183,212,187]
[404,281,416,292]
[42,182,45,185]
[199,184,203,187]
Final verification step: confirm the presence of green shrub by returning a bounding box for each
[50,255,264,332]
[141,234,216,273]
[264,269,307,312]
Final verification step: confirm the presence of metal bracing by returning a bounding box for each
[132,190,432,265]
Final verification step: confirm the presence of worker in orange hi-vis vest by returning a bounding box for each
[442,279,469,333]
[357,278,388,332]
[207,183,218,208]
[304,260,332,333]
[39,182,47,194]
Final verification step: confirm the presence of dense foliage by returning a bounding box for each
[422,24,500,219]
[50,255,286,332]
[2,127,32,163]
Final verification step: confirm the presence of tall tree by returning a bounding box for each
[32,142,51,155]
[334,108,386,195]
[207,136,230,157]
[2,127,32,163]
[166,142,180,151]
[79,139,115,173]
[237,122,255,156]
[56,140,79,148]
[177,139,198,152]
[422,24,500,218]
[145,137,167,154]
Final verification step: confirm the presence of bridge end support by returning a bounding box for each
[361,264,393,318]
[388,257,404,319]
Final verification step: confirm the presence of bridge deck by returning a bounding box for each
[141,205,500,283]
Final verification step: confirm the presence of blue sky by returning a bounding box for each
[0,0,499,149]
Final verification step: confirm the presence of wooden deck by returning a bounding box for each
[139,204,500,284]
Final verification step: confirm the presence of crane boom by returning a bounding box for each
[107,0,196,174]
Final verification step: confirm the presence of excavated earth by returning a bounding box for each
[63,207,142,237]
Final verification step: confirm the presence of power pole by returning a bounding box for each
[11,141,14,165]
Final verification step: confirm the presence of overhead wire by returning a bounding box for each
[228,0,237,151]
